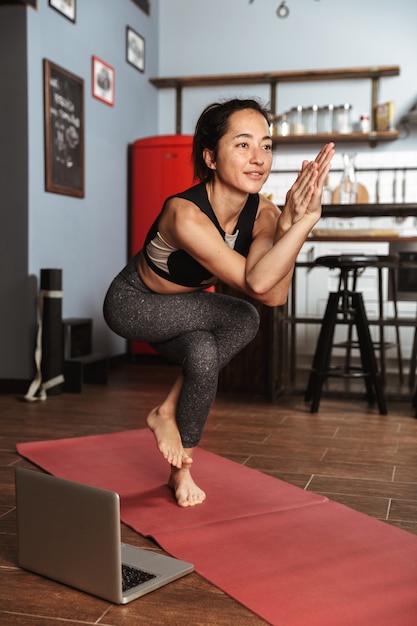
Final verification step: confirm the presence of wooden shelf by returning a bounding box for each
[149,65,400,140]
[272,131,399,145]
[149,65,400,89]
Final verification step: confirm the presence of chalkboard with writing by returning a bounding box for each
[44,60,84,197]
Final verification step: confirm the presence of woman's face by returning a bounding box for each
[206,108,273,194]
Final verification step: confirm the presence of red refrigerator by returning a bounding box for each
[130,134,195,355]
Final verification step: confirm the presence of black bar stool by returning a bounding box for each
[305,255,387,415]
[375,254,403,385]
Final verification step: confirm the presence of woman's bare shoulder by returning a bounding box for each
[162,195,204,220]
[255,195,280,227]
[159,195,215,247]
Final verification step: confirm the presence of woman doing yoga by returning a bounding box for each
[103,98,334,507]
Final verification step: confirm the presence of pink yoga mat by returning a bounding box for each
[17,429,327,534]
[17,429,417,626]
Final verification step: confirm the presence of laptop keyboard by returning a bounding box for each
[122,564,157,592]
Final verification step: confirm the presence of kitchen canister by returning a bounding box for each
[289,105,305,135]
[333,103,353,133]
[317,104,334,134]
[272,113,290,136]
[304,105,318,134]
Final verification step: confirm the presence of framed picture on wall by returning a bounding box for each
[126,26,145,73]
[49,0,76,23]
[92,56,115,106]
[43,59,84,197]
[130,0,150,16]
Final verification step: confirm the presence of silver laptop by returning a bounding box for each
[15,467,193,604]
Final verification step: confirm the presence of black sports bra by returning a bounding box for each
[143,182,259,288]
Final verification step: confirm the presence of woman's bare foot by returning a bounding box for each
[146,406,192,469]
[169,466,206,507]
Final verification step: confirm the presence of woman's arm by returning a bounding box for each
[244,143,335,304]
[161,143,334,306]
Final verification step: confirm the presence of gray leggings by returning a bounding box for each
[103,255,260,447]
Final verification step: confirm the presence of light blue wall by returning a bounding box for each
[2,0,417,382]
[157,0,417,155]
[26,0,160,363]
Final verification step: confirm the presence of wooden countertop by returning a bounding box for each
[310,204,417,241]
[310,236,417,242]
[310,229,417,242]
[321,203,417,218]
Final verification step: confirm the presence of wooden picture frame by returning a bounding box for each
[92,56,115,106]
[43,59,84,197]
[48,0,76,23]
[126,26,145,73]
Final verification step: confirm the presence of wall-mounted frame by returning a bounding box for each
[92,56,115,106]
[126,26,145,73]
[49,0,76,23]
[43,59,84,197]
[130,0,150,15]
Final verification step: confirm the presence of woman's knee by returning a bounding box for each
[247,300,261,330]
[103,281,123,335]
[236,299,260,341]
[182,331,219,377]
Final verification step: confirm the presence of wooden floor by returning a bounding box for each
[1,360,417,625]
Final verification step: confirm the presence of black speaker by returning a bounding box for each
[62,318,92,359]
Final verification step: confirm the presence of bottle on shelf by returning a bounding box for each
[322,176,333,205]
[359,114,371,133]
[339,153,358,204]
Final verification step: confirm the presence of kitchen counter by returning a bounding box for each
[218,204,417,401]
[310,203,417,242]
[310,234,417,242]
[321,203,417,218]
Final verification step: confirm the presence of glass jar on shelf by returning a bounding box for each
[317,104,334,134]
[271,113,290,136]
[289,105,305,135]
[333,103,353,134]
[304,104,318,134]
